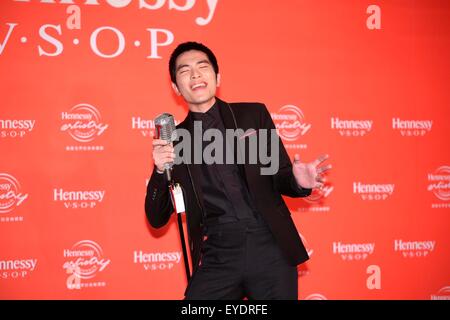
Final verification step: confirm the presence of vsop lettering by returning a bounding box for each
[3,1,219,58]
[0,119,35,138]
[53,189,105,209]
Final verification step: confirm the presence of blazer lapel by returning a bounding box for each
[217,98,248,186]
[177,113,206,215]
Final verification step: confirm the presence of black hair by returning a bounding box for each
[169,41,219,85]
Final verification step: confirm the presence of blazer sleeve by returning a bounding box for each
[145,168,174,228]
[259,104,312,198]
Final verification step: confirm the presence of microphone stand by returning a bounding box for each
[154,115,190,282]
[168,178,191,282]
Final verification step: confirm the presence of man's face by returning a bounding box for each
[172,50,220,110]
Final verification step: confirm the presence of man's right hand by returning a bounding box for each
[152,139,175,173]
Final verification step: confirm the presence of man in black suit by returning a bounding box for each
[145,41,331,299]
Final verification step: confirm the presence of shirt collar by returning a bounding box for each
[189,99,220,122]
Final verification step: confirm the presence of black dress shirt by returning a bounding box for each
[190,101,259,226]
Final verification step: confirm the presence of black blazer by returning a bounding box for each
[145,97,311,272]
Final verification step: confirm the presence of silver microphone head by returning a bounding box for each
[154,113,177,142]
[154,113,176,180]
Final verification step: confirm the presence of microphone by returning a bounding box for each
[154,113,177,182]
[154,114,190,281]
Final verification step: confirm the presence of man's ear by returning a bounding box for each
[171,82,181,96]
[216,73,221,87]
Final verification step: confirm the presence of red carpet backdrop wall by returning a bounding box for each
[0,0,449,300]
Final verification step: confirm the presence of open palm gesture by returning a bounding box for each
[293,154,331,189]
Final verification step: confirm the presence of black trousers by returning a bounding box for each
[184,218,298,300]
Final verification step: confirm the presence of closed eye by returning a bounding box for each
[198,60,211,69]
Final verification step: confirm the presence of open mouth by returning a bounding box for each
[191,82,207,91]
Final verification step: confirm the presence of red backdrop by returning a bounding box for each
[1,0,449,300]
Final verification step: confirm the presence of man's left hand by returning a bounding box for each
[292,153,332,189]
